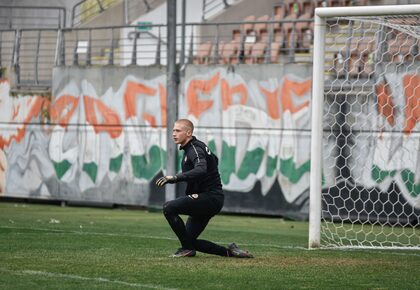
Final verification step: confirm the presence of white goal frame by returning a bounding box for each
[309,4,420,249]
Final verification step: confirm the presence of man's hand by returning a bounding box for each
[156,175,178,187]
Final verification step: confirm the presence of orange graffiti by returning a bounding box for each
[159,84,167,127]
[375,82,395,126]
[260,78,311,120]
[279,78,311,114]
[124,81,157,120]
[143,113,157,127]
[186,72,220,118]
[220,79,248,110]
[259,86,280,119]
[12,104,20,121]
[50,95,79,128]
[402,74,420,135]
[0,96,44,149]
[83,96,122,138]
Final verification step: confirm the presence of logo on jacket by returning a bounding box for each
[184,156,188,163]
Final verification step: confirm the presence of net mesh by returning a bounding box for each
[321,15,420,249]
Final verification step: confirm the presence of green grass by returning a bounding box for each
[0,202,419,290]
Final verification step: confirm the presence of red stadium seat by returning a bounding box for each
[194,41,212,64]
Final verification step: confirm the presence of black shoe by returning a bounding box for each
[170,248,196,258]
[228,243,253,258]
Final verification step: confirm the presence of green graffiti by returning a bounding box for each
[177,150,182,172]
[371,165,396,183]
[132,145,163,180]
[52,160,71,180]
[83,162,98,183]
[280,157,310,183]
[208,140,217,155]
[220,141,236,184]
[237,148,264,179]
[401,169,420,198]
[109,154,123,173]
[266,156,278,177]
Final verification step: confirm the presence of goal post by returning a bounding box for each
[309,5,420,249]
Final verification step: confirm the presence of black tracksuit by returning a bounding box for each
[163,136,228,256]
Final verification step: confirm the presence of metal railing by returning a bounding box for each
[11,28,58,88]
[2,18,316,88]
[58,19,314,67]
[0,6,66,29]
[71,0,159,27]
[71,0,121,27]
[0,30,16,68]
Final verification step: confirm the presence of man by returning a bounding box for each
[156,119,253,258]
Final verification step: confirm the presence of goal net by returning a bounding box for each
[309,5,420,249]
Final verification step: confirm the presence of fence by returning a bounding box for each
[1,18,318,88]
[0,6,66,29]
[71,0,161,27]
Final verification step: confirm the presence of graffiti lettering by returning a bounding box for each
[50,95,79,128]
[375,81,395,126]
[186,71,219,118]
[402,74,420,135]
[123,81,157,120]
[221,79,248,110]
[83,95,122,138]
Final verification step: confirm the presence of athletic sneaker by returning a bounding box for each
[170,248,196,258]
[228,243,253,258]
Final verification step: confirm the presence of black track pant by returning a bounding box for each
[163,191,229,256]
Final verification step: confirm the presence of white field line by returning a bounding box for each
[0,225,305,249]
[2,225,420,257]
[0,268,178,290]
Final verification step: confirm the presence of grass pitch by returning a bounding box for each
[0,201,419,290]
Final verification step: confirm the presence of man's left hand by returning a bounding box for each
[156,176,177,187]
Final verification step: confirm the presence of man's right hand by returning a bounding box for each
[156,176,177,187]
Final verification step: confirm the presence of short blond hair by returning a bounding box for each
[175,119,194,133]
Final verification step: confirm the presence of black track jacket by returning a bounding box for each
[175,136,223,195]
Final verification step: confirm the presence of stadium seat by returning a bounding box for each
[215,40,225,64]
[244,42,254,64]
[251,41,267,63]
[272,4,286,30]
[333,40,360,77]
[232,29,241,42]
[194,41,212,64]
[327,0,347,6]
[295,1,314,50]
[241,15,256,36]
[313,0,327,8]
[271,28,284,62]
[357,36,376,77]
[274,3,287,18]
[221,40,239,64]
[387,32,417,63]
[282,0,301,51]
[254,15,270,37]
[301,0,315,17]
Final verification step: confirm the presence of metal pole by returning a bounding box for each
[87,29,92,65]
[308,12,325,249]
[124,0,128,25]
[166,0,178,202]
[180,0,186,67]
[35,30,41,85]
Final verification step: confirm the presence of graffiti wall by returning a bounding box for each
[180,65,312,218]
[322,66,420,224]
[0,64,418,221]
